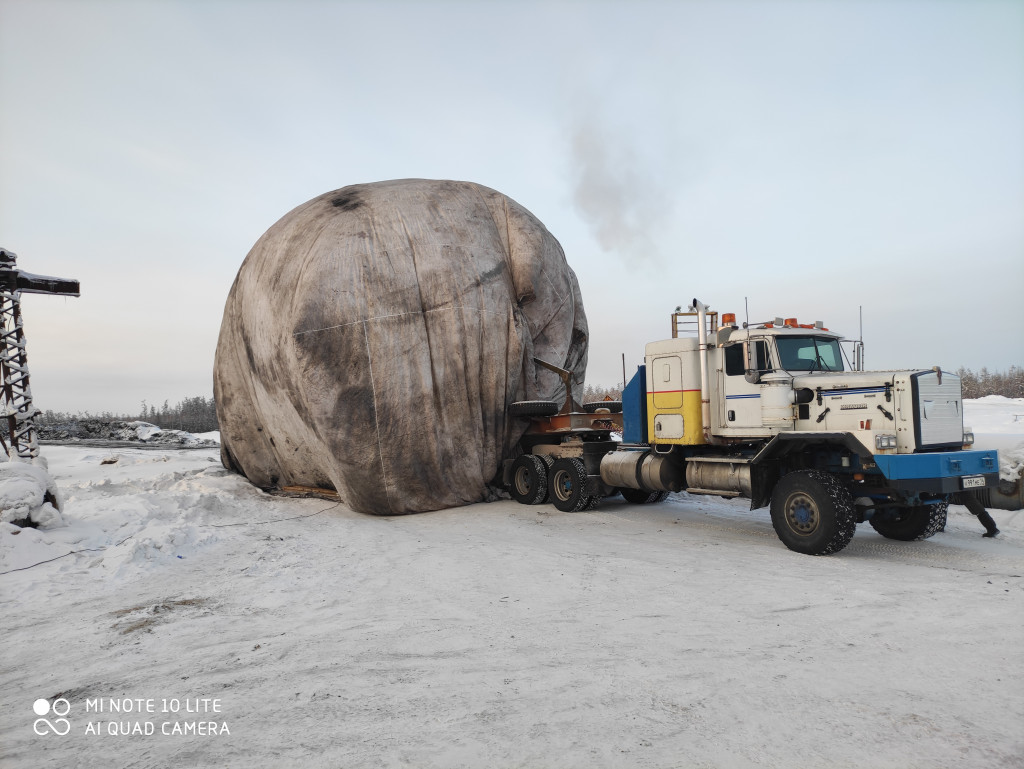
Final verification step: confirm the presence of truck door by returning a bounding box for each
[721,342,769,429]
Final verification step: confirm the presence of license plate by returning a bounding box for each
[962,475,986,489]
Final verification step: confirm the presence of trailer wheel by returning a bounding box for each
[583,401,622,414]
[548,457,593,512]
[510,454,549,505]
[620,488,669,505]
[770,470,857,555]
[869,501,947,541]
[508,400,559,417]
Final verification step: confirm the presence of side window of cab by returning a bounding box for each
[725,344,744,376]
[724,342,771,376]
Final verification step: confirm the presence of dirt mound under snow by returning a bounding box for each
[34,419,217,448]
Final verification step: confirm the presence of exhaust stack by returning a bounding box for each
[690,298,712,443]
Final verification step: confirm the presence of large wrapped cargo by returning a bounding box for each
[214,179,587,515]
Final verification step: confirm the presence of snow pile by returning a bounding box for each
[0,457,64,529]
[0,449,241,574]
[130,421,163,441]
[126,422,218,447]
[996,442,1024,484]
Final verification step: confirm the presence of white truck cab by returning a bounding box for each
[507,300,1001,556]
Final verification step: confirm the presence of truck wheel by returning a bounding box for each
[869,501,947,541]
[770,470,857,555]
[620,488,669,504]
[548,457,593,512]
[510,454,549,505]
[583,401,622,414]
[508,400,559,417]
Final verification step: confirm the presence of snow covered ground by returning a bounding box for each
[2,402,1022,768]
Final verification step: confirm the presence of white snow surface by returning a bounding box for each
[1,402,1022,768]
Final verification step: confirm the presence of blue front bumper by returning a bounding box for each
[872,449,999,494]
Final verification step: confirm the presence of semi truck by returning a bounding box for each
[503,299,1001,556]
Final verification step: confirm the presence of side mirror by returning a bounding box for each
[744,341,760,384]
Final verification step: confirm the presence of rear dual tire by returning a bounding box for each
[511,455,597,511]
[620,488,669,505]
[510,454,548,505]
[869,502,947,541]
[548,457,596,512]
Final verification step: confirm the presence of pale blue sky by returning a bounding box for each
[1,0,1021,413]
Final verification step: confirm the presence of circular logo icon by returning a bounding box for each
[33,698,71,736]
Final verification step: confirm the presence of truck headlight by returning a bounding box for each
[963,431,974,446]
[875,434,897,450]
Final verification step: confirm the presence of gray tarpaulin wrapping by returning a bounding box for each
[213,179,588,515]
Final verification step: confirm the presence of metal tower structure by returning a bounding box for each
[0,248,80,460]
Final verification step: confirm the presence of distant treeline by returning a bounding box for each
[957,366,1023,400]
[36,396,219,434]
[21,366,1024,434]
[582,383,624,402]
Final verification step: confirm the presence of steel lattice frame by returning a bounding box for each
[0,248,79,460]
[0,284,39,459]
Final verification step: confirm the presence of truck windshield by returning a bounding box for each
[775,336,844,372]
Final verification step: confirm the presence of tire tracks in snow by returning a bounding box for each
[601,500,1023,577]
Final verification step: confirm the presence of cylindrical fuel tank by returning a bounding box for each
[977,475,1024,511]
[684,458,752,496]
[600,450,683,492]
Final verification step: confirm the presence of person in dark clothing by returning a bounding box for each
[956,491,1001,537]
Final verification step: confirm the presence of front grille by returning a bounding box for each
[912,371,963,450]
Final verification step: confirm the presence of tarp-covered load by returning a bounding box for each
[214,179,588,515]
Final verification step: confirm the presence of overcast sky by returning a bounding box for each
[1,0,1021,414]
